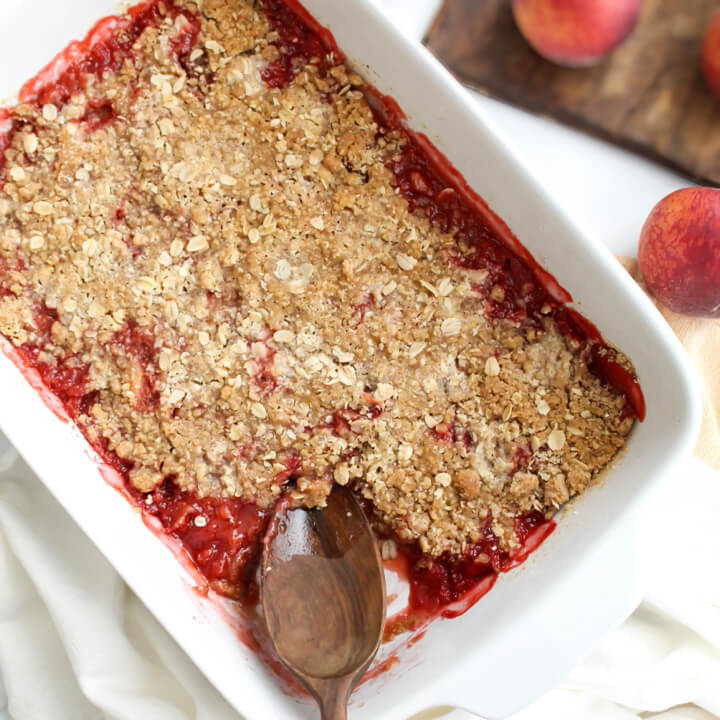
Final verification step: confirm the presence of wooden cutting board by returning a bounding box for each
[425,0,720,185]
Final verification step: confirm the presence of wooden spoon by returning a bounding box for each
[261,485,386,720]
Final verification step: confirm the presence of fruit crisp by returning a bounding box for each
[0,0,642,608]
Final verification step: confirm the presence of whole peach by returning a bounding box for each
[512,0,642,67]
[701,10,720,100]
[638,187,720,318]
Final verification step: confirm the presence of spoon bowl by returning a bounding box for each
[261,486,386,720]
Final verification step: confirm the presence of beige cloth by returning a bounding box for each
[617,254,720,470]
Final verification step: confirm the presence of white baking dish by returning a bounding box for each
[0,1,701,718]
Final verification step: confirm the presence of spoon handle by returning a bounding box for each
[319,697,347,720]
[317,679,351,720]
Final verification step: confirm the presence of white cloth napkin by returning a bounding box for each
[0,2,718,720]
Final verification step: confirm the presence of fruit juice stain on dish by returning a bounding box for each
[382,511,555,638]
[361,653,400,683]
[18,0,200,110]
[0,338,83,423]
[146,479,269,600]
[85,430,270,603]
[260,0,344,88]
[0,0,200,174]
[363,89,645,421]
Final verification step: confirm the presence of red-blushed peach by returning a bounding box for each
[702,10,720,100]
[511,0,642,67]
[638,187,720,318]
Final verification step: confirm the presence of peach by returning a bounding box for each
[701,11,720,100]
[512,0,642,67]
[638,187,720,318]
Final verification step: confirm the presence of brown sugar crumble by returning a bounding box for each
[0,0,637,562]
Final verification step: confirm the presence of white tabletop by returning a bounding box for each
[468,95,689,256]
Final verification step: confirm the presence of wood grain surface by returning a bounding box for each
[425,0,720,185]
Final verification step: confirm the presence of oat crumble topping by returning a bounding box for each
[0,0,636,557]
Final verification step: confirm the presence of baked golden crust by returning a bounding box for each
[0,0,634,556]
